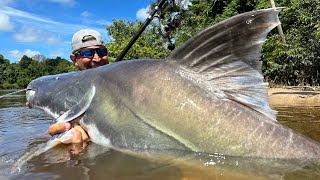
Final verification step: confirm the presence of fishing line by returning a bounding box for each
[0,89,26,99]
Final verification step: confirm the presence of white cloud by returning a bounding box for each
[46,34,61,45]
[94,20,111,26]
[80,11,111,27]
[48,0,75,6]
[0,12,14,31]
[135,1,190,21]
[80,11,91,18]
[0,6,60,25]
[14,27,39,42]
[14,27,61,44]
[49,50,65,57]
[180,0,192,9]
[0,0,14,5]
[136,6,149,21]
[0,6,107,35]
[7,49,40,59]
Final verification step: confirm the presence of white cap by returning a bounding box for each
[71,29,104,52]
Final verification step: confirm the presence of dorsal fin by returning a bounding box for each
[168,8,282,120]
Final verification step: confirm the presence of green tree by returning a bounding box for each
[19,55,33,69]
[54,57,77,73]
[0,54,11,89]
[262,0,320,86]
[2,63,19,89]
[173,0,271,47]
[0,55,75,89]
[0,54,10,65]
[106,19,171,62]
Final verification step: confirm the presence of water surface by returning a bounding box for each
[1,90,320,180]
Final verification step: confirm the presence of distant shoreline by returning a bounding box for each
[268,87,320,107]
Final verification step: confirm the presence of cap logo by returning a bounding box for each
[82,35,96,42]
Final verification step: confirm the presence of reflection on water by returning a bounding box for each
[1,90,320,179]
[0,90,26,108]
[276,106,320,142]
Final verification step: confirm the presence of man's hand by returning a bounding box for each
[48,122,89,144]
[48,121,71,135]
[71,123,89,143]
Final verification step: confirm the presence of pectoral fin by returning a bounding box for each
[56,85,96,123]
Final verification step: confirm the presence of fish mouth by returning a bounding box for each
[26,87,36,109]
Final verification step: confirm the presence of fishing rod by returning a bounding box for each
[115,0,167,62]
[0,89,26,99]
[115,0,184,62]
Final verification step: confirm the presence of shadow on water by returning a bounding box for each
[1,90,320,179]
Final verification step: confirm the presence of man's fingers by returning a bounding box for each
[74,124,89,142]
[71,128,82,144]
[48,122,71,136]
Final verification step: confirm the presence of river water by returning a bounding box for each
[1,90,320,180]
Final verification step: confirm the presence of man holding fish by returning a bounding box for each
[48,29,108,144]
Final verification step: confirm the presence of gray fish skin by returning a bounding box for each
[26,8,320,160]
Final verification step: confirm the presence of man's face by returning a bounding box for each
[71,45,109,70]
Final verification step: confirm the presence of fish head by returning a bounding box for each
[26,71,95,120]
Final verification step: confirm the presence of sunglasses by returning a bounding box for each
[75,47,108,58]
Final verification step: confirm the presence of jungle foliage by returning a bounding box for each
[1,0,319,89]
[262,0,320,86]
[0,55,76,89]
[106,20,171,62]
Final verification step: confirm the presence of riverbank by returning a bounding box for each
[268,87,320,107]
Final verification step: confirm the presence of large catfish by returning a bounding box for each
[24,8,320,162]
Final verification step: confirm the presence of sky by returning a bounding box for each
[0,0,154,63]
